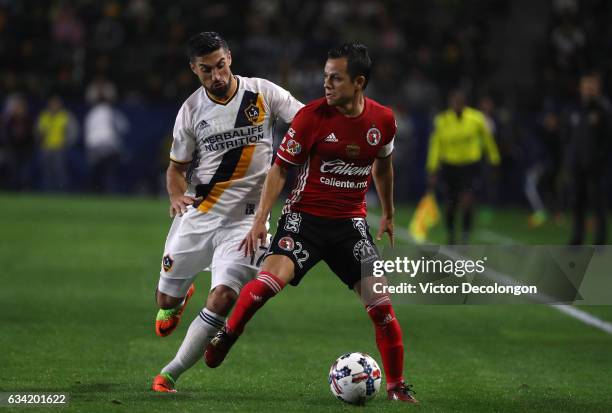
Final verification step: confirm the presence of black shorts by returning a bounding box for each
[263,212,381,289]
[440,162,482,198]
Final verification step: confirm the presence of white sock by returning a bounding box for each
[161,308,225,382]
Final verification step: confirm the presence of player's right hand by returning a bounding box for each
[239,220,268,257]
[169,195,199,217]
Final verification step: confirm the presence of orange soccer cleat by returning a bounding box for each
[151,373,176,393]
[155,284,195,337]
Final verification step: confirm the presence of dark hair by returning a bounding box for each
[187,31,228,61]
[327,42,372,89]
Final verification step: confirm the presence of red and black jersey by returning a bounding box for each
[275,97,396,218]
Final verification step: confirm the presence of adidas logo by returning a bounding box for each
[380,314,395,326]
[197,119,210,130]
[324,133,338,143]
[250,292,263,302]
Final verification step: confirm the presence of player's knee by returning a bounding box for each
[207,285,238,315]
[156,290,182,309]
[261,255,295,284]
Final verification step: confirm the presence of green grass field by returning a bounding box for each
[2,193,612,412]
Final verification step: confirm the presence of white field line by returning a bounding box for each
[551,305,612,334]
[368,213,612,335]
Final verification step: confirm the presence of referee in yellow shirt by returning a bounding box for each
[426,90,500,244]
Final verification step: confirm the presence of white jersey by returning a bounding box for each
[170,76,303,218]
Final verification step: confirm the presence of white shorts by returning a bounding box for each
[157,206,269,298]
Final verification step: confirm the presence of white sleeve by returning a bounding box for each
[169,104,195,164]
[262,79,303,123]
[377,137,394,158]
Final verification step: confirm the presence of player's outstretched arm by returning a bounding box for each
[372,155,395,247]
[166,161,197,217]
[240,162,288,256]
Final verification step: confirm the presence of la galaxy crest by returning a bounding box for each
[244,102,260,124]
[162,255,174,272]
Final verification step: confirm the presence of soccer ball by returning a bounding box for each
[328,352,382,405]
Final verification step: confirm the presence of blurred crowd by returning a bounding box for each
[0,93,129,192]
[0,0,610,230]
[0,0,511,102]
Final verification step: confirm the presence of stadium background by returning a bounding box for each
[2,1,612,412]
[2,0,611,204]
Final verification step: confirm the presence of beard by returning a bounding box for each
[208,81,230,98]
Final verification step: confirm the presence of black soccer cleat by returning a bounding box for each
[204,327,238,368]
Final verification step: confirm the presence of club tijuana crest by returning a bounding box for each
[366,127,381,146]
[278,236,295,251]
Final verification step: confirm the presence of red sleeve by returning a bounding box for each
[384,110,397,144]
[374,108,396,159]
[275,108,316,166]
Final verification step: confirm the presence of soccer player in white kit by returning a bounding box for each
[151,32,302,392]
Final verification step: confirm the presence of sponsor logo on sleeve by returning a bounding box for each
[286,139,302,156]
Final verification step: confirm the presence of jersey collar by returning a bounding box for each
[205,76,240,106]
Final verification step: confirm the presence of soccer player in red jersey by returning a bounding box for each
[205,42,418,404]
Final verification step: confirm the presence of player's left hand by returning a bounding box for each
[376,215,394,247]
[239,219,268,257]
